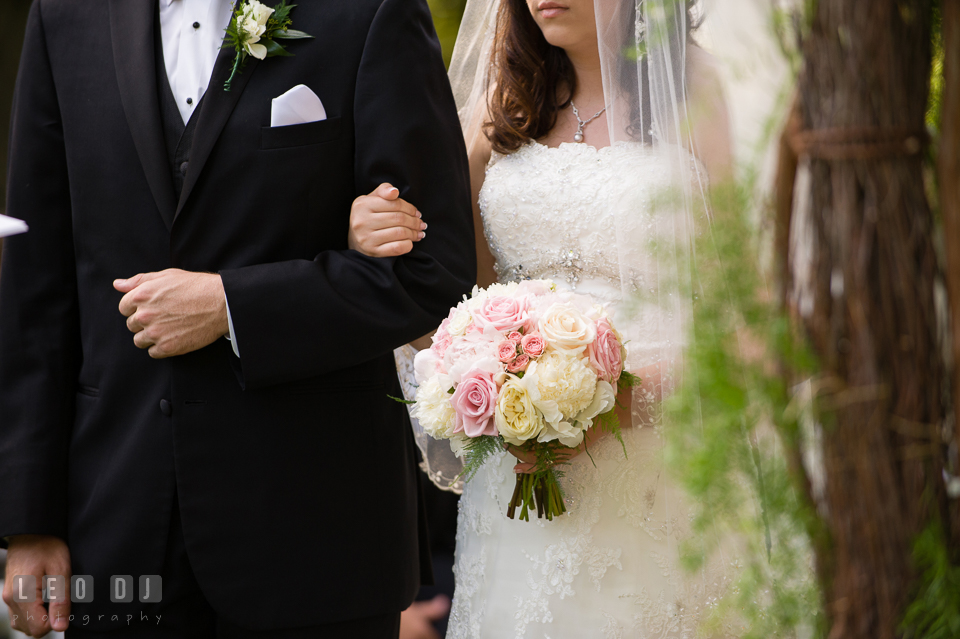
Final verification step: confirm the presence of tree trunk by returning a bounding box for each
[941,3,960,540]
[792,1,953,636]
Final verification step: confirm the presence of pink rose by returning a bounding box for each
[506,353,530,374]
[507,331,523,343]
[472,296,529,333]
[497,340,518,363]
[451,367,500,438]
[520,332,545,358]
[588,318,624,383]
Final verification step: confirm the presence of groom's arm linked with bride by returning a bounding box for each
[0,0,475,636]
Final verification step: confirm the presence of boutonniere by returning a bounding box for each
[222,0,313,91]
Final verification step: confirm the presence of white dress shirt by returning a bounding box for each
[160,0,242,357]
[159,0,236,124]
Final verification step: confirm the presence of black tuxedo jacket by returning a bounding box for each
[0,0,474,630]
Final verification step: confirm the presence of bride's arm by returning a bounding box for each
[686,45,734,184]
[469,132,497,289]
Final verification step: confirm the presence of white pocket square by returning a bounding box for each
[0,214,28,238]
[270,84,327,127]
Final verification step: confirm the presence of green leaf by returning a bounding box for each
[273,28,313,40]
[618,370,642,389]
[387,394,416,405]
[263,38,295,58]
[457,435,506,484]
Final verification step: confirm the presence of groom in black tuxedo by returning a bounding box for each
[0,0,474,637]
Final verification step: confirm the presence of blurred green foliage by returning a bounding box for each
[665,173,825,637]
[428,0,468,67]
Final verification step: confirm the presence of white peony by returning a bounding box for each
[449,433,471,458]
[536,379,615,448]
[443,333,499,384]
[412,375,456,439]
[413,348,444,384]
[515,279,556,297]
[495,371,545,446]
[572,380,616,430]
[537,419,585,448]
[538,302,596,353]
[534,349,599,421]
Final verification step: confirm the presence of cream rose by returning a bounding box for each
[538,302,596,353]
[534,350,599,421]
[411,375,456,439]
[446,307,474,337]
[494,372,544,446]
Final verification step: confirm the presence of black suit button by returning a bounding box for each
[193,21,200,29]
[180,161,189,176]
[160,399,172,417]
[186,97,193,105]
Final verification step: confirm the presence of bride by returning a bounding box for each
[351,0,739,636]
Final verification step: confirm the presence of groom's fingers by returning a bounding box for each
[133,330,156,350]
[126,312,146,333]
[47,575,72,633]
[113,270,165,293]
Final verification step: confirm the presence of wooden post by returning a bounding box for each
[941,3,960,541]
[790,0,954,635]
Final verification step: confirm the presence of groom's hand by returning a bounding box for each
[2,535,72,636]
[115,269,228,359]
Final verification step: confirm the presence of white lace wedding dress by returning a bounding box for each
[446,140,740,639]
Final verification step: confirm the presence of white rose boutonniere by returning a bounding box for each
[222,0,313,91]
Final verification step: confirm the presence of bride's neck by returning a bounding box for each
[564,45,604,107]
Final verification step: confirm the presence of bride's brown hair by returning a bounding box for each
[484,0,576,154]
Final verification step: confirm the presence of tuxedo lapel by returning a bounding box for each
[108,0,177,230]
[174,33,260,224]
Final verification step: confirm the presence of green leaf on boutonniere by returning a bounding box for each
[263,39,294,57]
[222,0,313,91]
[273,29,312,40]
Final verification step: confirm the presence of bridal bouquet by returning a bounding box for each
[402,280,638,521]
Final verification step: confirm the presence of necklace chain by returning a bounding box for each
[570,100,606,143]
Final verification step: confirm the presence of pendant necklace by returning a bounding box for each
[570,101,607,143]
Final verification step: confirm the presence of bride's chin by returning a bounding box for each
[536,24,591,52]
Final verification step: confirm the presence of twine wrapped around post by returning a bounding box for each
[788,126,929,160]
